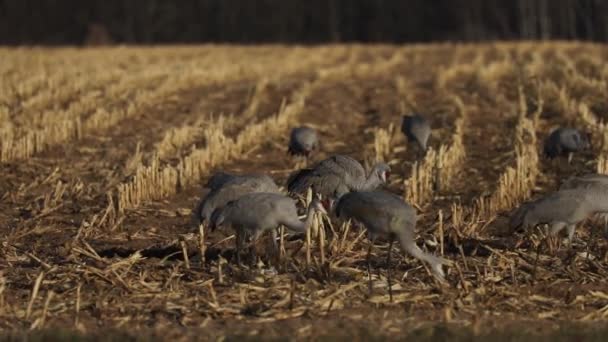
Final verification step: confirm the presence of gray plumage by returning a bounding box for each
[213,192,326,264]
[287,155,391,200]
[335,190,449,282]
[543,127,590,159]
[401,114,431,151]
[559,173,608,233]
[559,173,608,191]
[194,172,280,227]
[204,171,279,192]
[288,126,318,157]
[509,187,608,243]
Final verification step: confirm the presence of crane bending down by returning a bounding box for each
[212,192,326,267]
[401,114,431,156]
[287,154,391,207]
[204,171,279,192]
[288,126,319,158]
[335,190,450,299]
[193,172,280,228]
[559,173,608,191]
[543,127,590,163]
[509,187,608,245]
[559,173,608,236]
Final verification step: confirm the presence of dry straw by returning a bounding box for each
[597,155,608,175]
[117,83,312,212]
[373,123,394,163]
[404,96,466,206]
[451,79,541,237]
[0,46,344,163]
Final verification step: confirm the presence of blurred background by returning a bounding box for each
[0,0,606,45]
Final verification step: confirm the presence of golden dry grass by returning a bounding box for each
[1,42,608,339]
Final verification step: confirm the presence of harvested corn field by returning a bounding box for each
[2,43,608,340]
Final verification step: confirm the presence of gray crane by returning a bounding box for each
[193,172,280,228]
[509,187,608,245]
[204,171,279,192]
[212,192,326,266]
[334,190,449,300]
[543,127,591,162]
[559,173,608,235]
[287,154,391,207]
[288,126,319,158]
[559,173,608,191]
[401,114,431,155]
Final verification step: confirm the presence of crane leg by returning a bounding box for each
[386,237,394,303]
[549,222,566,235]
[549,222,566,252]
[236,231,243,268]
[271,228,279,267]
[250,230,263,269]
[366,241,373,295]
[566,225,576,247]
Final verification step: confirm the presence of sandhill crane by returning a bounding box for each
[559,173,608,235]
[288,126,319,158]
[559,173,608,190]
[335,190,449,300]
[401,114,431,156]
[204,171,279,192]
[287,154,391,207]
[213,192,326,267]
[543,127,590,163]
[509,187,608,246]
[193,173,280,228]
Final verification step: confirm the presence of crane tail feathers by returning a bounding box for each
[398,232,449,281]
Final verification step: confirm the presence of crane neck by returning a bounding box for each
[360,171,382,191]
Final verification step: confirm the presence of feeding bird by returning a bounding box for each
[287,154,391,208]
[204,171,279,192]
[559,173,608,235]
[288,126,319,158]
[212,192,326,266]
[543,127,590,163]
[334,190,449,300]
[559,173,608,191]
[193,172,280,228]
[509,187,608,245]
[401,114,431,155]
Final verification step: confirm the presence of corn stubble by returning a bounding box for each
[2,43,608,337]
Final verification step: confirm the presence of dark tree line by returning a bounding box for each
[0,0,606,45]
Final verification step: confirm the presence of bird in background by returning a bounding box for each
[401,114,431,157]
[543,127,591,163]
[287,126,319,159]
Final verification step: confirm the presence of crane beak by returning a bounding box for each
[382,171,390,183]
[318,204,328,215]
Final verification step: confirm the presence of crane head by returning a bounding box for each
[373,162,391,184]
